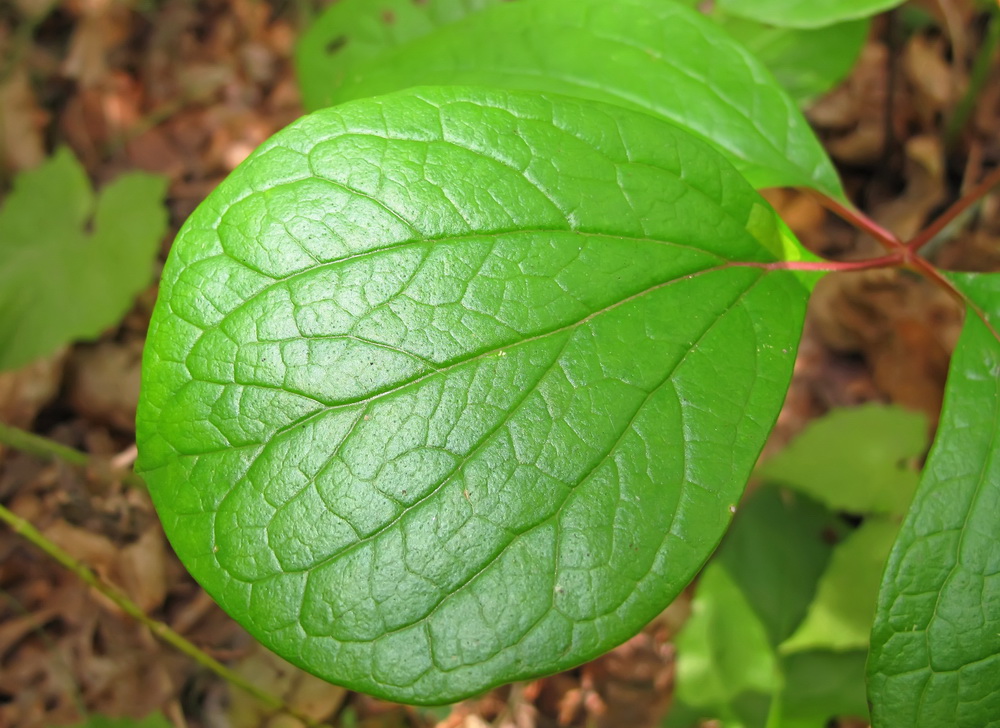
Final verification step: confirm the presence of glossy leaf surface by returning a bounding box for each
[295,0,844,197]
[717,0,906,29]
[0,148,167,371]
[868,273,1000,728]
[137,87,814,704]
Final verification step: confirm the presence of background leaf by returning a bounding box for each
[757,404,926,517]
[675,563,780,709]
[295,0,506,113]
[0,148,168,371]
[715,16,870,106]
[868,273,1000,728]
[716,0,907,29]
[671,487,866,727]
[137,86,815,705]
[295,0,844,196]
[781,517,901,654]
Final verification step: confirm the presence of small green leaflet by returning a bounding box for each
[137,86,816,704]
[868,273,1000,728]
[717,0,907,29]
[295,0,845,198]
[0,148,168,371]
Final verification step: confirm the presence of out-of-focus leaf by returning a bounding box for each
[296,0,844,196]
[0,148,168,371]
[782,517,901,653]
[757,404,926,517]
[676,563,779,709]
[717,0,906,29]
[716,488,842,646]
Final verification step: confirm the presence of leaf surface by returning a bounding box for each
[295,0,844,197]
[137,87,815,704]
[868,273,1000,728]
[716,0,906,29]
[0,148,167,371]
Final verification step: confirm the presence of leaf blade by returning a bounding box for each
[717,0,906,29]
[868,273,1000,728]
[137,86,815,704]
[295,0,844,197]
[0,148,168,371]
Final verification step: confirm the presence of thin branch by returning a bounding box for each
[806,191,905,251]
[0,502,332,728]
[0,422,147,489]
[733,252,905,273]
[907,165,1000,252]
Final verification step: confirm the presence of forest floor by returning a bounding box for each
[1,1,999,727]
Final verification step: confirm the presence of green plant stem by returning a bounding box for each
[907,165,1000,252]
[0,501,331,728]
[0,421,147,489]
[946,7,1000,148]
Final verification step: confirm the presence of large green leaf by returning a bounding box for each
[0,148,167,371]
[137,86,816,704]
[868,273,1000,728]
[717,0,906,29]
[295,0,844,197]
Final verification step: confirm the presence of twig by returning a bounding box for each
[0,502,331,728]
[0,421,147,490]
[806,191,905,251]
[907,165,1000,252]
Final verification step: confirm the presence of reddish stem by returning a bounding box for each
[909,255,1000,346]
[907,165,1000,252]
[807,191,905,251]
[735,252,904,273]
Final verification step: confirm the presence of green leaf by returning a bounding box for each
[716,0,906,29]
[136,86,816,704]
[295,0,508,113]
[295,0,844,197]
[676,563,780,709]
[0,148,168,371]
[781,650,869,724]
[715,16,869,106]
[868,273,1000,728]
[758,404,927,517]
[716,487,841,646]
[781,517,901,654]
